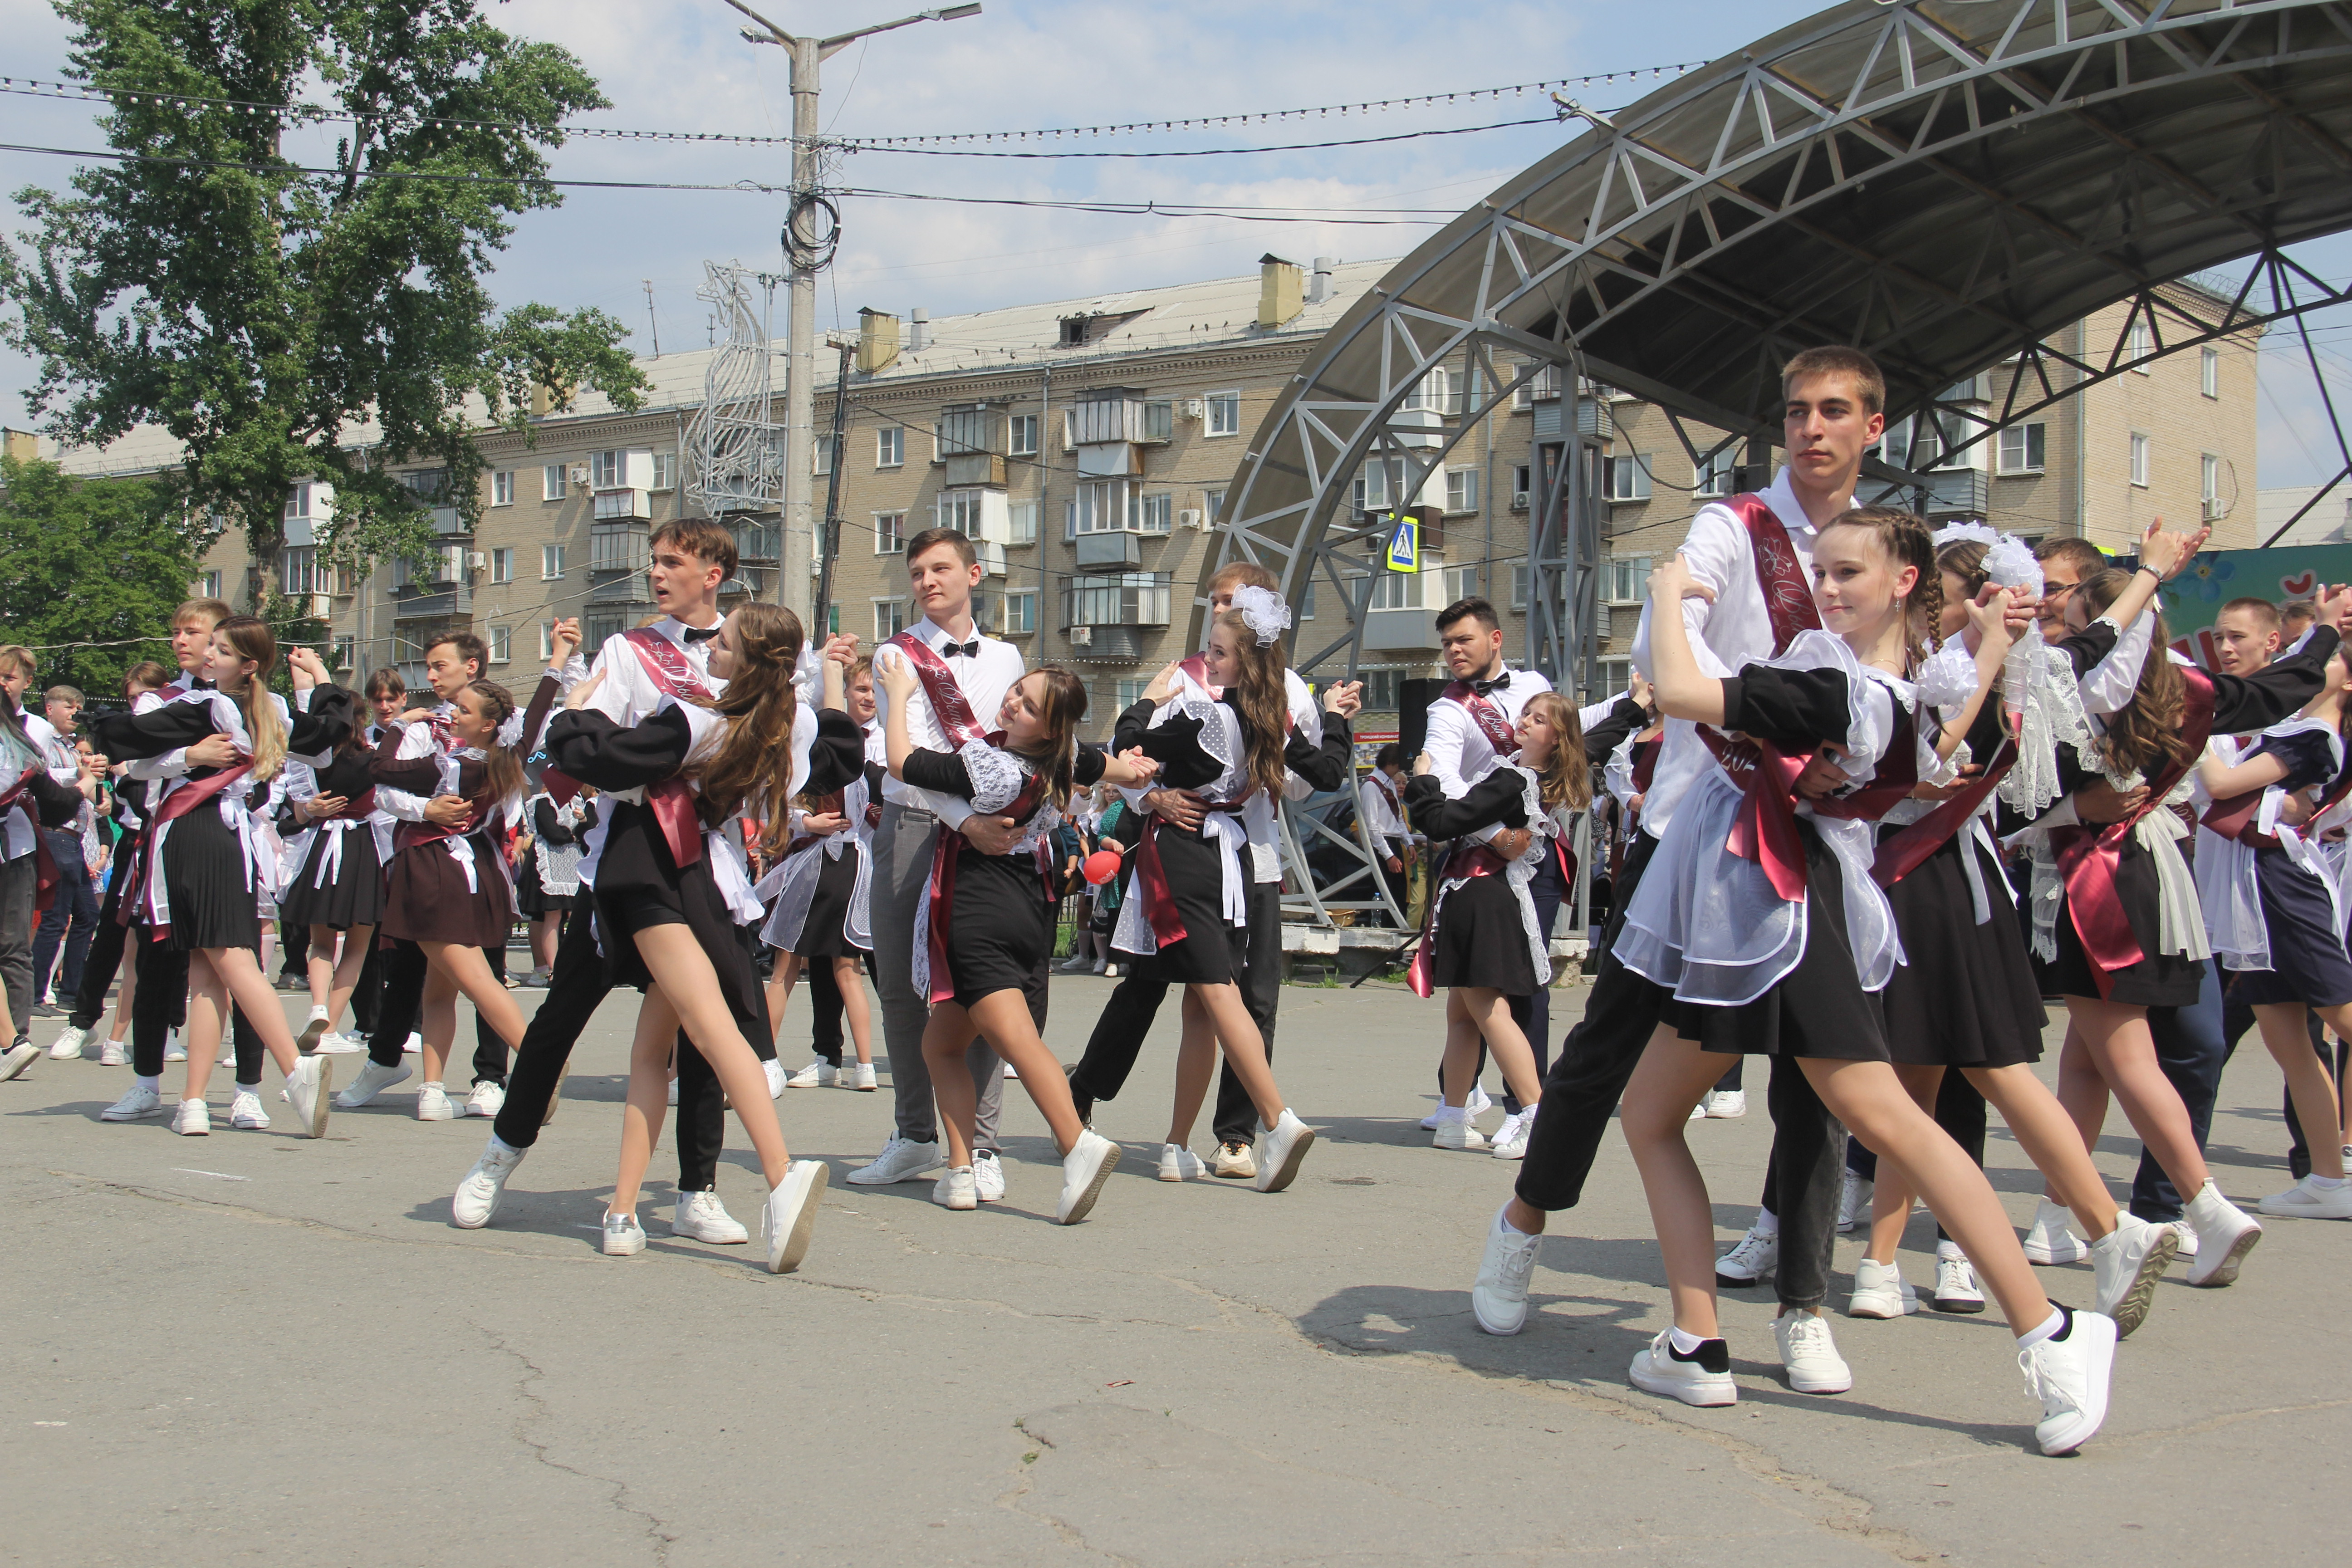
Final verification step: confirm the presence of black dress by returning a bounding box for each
[2220,731,2352,1009]
[516,794,596,917]
[1404,768,1549,994]
[278,747,390,932]
[90,688,358,950]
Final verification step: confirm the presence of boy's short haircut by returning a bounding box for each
[2218,596,2283,630]
[1434,597,1501,635]
[363,666,408,701]
[123,661,172,694]
[1209,560,1280,597]
[650,516,741,581]
[0,646,35,679]
[902,526,977,569]
[426,631,489,671]
[2281,598,2318,632]
[2032,536,2109,577]
[44,685,83,708]
[1374,742,1406,771]
[173,597,232,629]
[1780,346,1886,417]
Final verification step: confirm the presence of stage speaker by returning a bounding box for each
[1399,677,1449,761]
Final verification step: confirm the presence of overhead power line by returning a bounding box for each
[840,116,1562,159]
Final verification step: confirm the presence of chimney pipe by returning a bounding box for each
[909,307,930,353]
[1308,257,1335,305]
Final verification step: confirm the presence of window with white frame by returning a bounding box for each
[1511,465,1532,509]
[330,635,355,670]
[1601,557,1651,603]
[1203,486,1226,526]
[1445,468,1480,514]
[1351,460,1406,514]
[490,626,511,664]
[541,543,566,579]
[2130,431,2151,487]
[813,435,839,476]
[937,489,982,536]
[873,599,907,639]
[1403,368,1460,417]
[279,546,319,597]
[543,464,567,501]
[1606,453,1654,503]
[876,426,904,468]
[284,482,314,519]
[538,622,554,660]
[1001,591,1037,635]
[650,451,677,490]
[2202,452,2222,519]
[1205,390,1241,437]
[1997,422,2048,475]
[1115,678,1152,711]
[1138,491,1173,534]
[1073,480,1140,534]
[490,547,513,584]
[936,406,991,458]
[1513,363,1562,407]
[201,570,224,600]
[491,470,514,506]
[1695,448,1737,497]
[1442,564,1480,604]
[2200,347,2220,399]
[589,451,620,489]
[1008,500,1039,546]
[1367,568,1426,612]
[1007,414,1039,458]
[1299,579,1316,619]
[2127,318,2153,370]
[874,511,906,554]
[1509,562,1532,610]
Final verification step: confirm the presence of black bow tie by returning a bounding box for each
[191,677,216,691]
[1472,672,1511,696]
[680,625,722,644]
[941,638,981,659]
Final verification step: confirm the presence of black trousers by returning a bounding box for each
[1068,877,1284,1147]
[349,939,382,1037]
[808,961,846,1066]
[68,859,135,1031]
[492,887,774,1191]
[364,937,510,1086]
[126,938,190,1078]
[1377,844,1411,929]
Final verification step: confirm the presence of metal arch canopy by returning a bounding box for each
[1209,0,2352,676]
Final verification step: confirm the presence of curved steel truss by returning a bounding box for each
[1218,0,2352,930]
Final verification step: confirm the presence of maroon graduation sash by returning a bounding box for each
[1724,493,1822,655]
[621,627,717,703]
[1698,729,1815,902]
[884,631,991,747]
[923,760,1052,1004]
[1128,791,1256,956]
[1440,681,1517,754]
[2048,667,2216,994]
[1871,739,2016,886]
[0,765,63,916]
[2200,737,2352,851]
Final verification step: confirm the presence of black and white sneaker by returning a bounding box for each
[1628,1328,1736,1407]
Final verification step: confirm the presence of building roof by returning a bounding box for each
[2256,482,2352,548]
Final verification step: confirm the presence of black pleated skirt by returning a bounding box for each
[2229,845,2352,1009]
[278,827,389,933]
[1426,871,1539,995]
[157,806,261,951]
[1114,821,1244,985]
[2033,833,2203,1008]
[792,847,863,960]
[942,846,1054,1010]
[1879,829,2046,1067]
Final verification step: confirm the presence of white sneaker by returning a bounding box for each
[602,1211,646,1257]
[100,1083,164,1121]
[762,1160,828,1273]
[0,1041,38,1082]
[335,1058,410,1108]
[1686,1100,1706,1121]
[1418,1084,1493,1131]
[1847,1257,1918,1319]
[2091,1213,2179,1338]
[47,1024,89,1060]
[465,1081,505,1119]
[1432,1112,1489,1151]
[164,1030,185,1063]
[1774,1311,1853,1393]
[283,1056,332,1138]
[1253,1109,1315,1193]
[1056,1131,1121,1224]
[315,1032,365,1056]
[2257,1173,2352,1220]
[847,1136,942,1186]
[2170,1220,2199,1258]
[665,1075,678,1107]
[1489,1108,1534,1160]
[783,1059,836,1089]
[1930,1250,1988,1314]
[452,1137,527,1228]
[2019,1309,2116,1455]
[1835,1171,1873,1233]
[1471,1206,1543,1336]
[847,1061,877,1091]
[972,1149,1006,1203]
[2184,1180,2262,1287]
[764,1058,786,1099]
[1715,1223,1778,1289]
[402,1032,422,1055]
[228,1089,270,1131]
[1211,1140,1257,1179]
[2023,1198,2091,1264]
[415,1083,457,1122]
[1628,1329,1736,1407]
[98,1037,129,1067]
[1703,1089,1747,1118]
[933,1165,977,1211]
[1156,1143,1206,1182]
[673,1189,749,1244]
[172,1098,210,1136]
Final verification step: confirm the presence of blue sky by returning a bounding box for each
[1,0,2346,490]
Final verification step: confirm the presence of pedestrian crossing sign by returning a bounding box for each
[1385,512,1420,573]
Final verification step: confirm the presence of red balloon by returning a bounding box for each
[1083,849,1122,885]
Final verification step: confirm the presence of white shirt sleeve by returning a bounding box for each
[1630,510,1744,681]
[377,786,427,823]
[2079,614,2152,718]
[1422,700,1473,799]
[1577,693,1626,734]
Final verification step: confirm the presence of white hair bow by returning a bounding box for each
[1227,584,1293,648]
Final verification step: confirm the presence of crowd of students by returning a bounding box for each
[5,345,2343,1461]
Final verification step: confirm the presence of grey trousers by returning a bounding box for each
[0,852,36,1039]
[871,801,1004,1152]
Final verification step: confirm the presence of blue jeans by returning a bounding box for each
[2131,963,2231,1222]
[30,829,98,1005]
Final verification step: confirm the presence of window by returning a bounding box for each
[1695,448,1737,498]
[1351,460,1405,514]
[2202,452,2222,519]
[1403,368,1456,416]
[1299,579,1316,618]
[2127,318,2152,370]
[591,522,647,573]
[543,464,568,501]
[874,511,906,554]
[1367,568,1425,612]
[541,544,566,579]
[876,426,904,468]
[936,489,982,536]
[872,599,907,640]
[1510,563,1530,610]
[1001,591,1037,635]
[490,626,511,664]
[1602,557,1651,603]
[1443,565,1480,604]
[1606,452,1654,503]
[1203,487,1227,526]
[589,451,620,489]
[1205,390,1241,437]
[491,470,514,506]
[1143,400,1174,442]
[1445,468,1480,514]
[1360,669,1401,711]
[1513,363,1562,407]
[2130,432,2151,488]
[398,469,449,502]
[1511,465,1532,509]
[2201,347,2220,400]
[538,622,554,661]
[1063,572,1172,627]
[1138,492,1173,534]
[490,547,513,584]
[936,407,991,458]
[279,546,318,597]
[330,635,355,670]
[813,435,838,476]
[1115,678,1151,711]
[200,570,223,600]
[1073,480,1141,534]
[1008,500,1039,546]
[1996,422,2048,475]
[284,482,314,519]
[583,614,625,659]
[651,451,677,491]
[1007,414,1039,458]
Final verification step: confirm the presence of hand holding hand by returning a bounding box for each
[285,647,328,688]
[186,733,240,768]
[2315,582,2352,633]
[1117,746,1160,784]
[1323,679,1363,719]
[1964,586,2017,657]
[548,618,581,666]
[423,794,474,829]
[823,633,860,666]
[960,813,1019,856]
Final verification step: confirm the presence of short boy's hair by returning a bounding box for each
[2032,536,2109,577]
[1434,597,1501,635]
[0,646,35,679]
[123,661,172,694]
[2281,598,2318,633]
[1781,346,1886,417]
[426,631,489,671]
[1209,560,1279,596]
[1374,742,1406,771]
[363,666,407,701]
[650,516,740,580]
[43,685,83,707]
[903,527,977,568]
[2218,596,2282,631]
[174,597,231,629]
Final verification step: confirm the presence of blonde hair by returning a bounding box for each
[1522,691,1592,812]
[215,615,288,781]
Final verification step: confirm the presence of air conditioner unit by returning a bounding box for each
[1177,509,1205,531]
[1511,490,1530,511]
[466,551,487,571]
[567,463,590,484]
[1183,399,1205,420]
[1068,625,1093,647]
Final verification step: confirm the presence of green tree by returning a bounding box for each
[0,453,203,696]
[0,0,651,628]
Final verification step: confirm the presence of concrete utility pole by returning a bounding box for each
[727,1,982,622]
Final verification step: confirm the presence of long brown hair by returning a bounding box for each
[2077,568,2190,778]
[215,615,288,781]
[1004,666,1089,808]
[1214,608,1290,802]
[1521,691,1592,812]
[461,680,527,809]
[1818,507,1941,666]
[686,604,802,826]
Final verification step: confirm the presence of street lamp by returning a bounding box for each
[725,1,983,617]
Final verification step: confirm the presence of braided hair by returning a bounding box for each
[1819,506,1940,670]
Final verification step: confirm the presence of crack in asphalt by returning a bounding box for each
[479,1327,680,1568]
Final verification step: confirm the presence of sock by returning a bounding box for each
[424,1080,444,1092]
[2015,1304,2069,1349]
[136,1074,159,1092]
[1753,1208,1780,1236]
[1936,1239,1967,1261]
[308,1004,328,1020]
[1496,1204,1534,1239]
[487,1133,519,1157]
[1667,1325,1712,1357]
[2311,1174,2347,1189]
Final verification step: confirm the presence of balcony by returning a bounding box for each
[1067,398,1171,446]
[1073,531,1143,570]
[591,521,649,575]
[1362,608,1440,652]
[1923,467,1991,516]
[430,505,467,536]
[1060,572,1171,637]
[944,452,1005,489]
[588,573,650,607]
[391,580,472,622]
[1064,626,1147,662]
[593,487,652,523]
